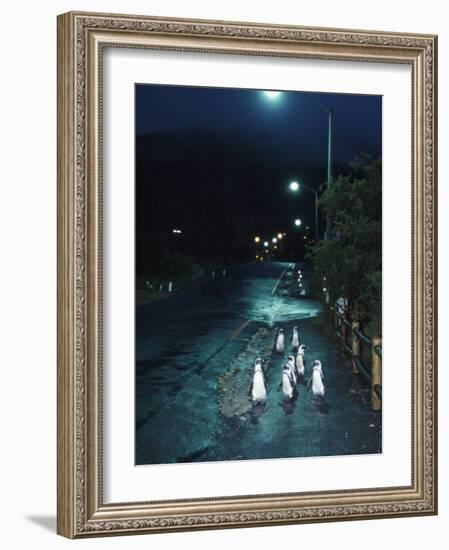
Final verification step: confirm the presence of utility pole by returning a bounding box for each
[313,101,334,240]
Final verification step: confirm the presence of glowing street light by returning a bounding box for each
[254,236,261,243]
[264,90,281,99]
[289,181,299,191]
[294,218,302,227]
[264,241,269,247]
[272,237,278,243]
[277,233,283,240]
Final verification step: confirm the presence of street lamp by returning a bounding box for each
[301,183,319,241]
[277,233,283,240]
[294,218,302,227]
[313,101,334,239]
[289,181,299,191]
[261,92,334,238]
[264,241,269,247]
[289,180,319,241]
[272,237,277,243]
[254,236,261,243]
[264,90,281,99]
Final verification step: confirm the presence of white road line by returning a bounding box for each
[271,263,294,296]
[229,319,251,341]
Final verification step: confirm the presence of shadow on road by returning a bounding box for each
[250,401,268,424]
[279,391,299,415]
[311,396,330,415]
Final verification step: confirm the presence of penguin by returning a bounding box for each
[279,364,295,400]
[275,328,285,354]
[308,360,325,397]
[287,355,297,385]
[248,358,267,403]
[295,344,307,379]
[314,359,324,377]
[291,326,301,351]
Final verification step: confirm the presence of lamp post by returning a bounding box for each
[262,90,334,239]
[301,183,319,241]
[314,102,334,239]
[289,181,319,241]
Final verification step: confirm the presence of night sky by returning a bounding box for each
[135,84,381,271]
[136,85,381,171]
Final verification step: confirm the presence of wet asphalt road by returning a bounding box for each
[135,261,381,465]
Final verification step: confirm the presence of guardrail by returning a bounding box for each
[328,306,382,411]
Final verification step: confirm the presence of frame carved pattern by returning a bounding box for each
[57,11,437,538]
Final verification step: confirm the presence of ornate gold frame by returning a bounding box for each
[57,11,438,538]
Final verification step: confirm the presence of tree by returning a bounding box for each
[308,155,382,334]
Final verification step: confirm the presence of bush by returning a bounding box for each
[308,155,381,333]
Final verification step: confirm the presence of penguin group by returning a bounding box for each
[248,326,326,406]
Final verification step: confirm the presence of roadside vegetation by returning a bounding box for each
[307,155,382,337]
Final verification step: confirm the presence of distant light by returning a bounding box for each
[255,255,259,259]
[274,245,278,249]
[323,287,327,292]
[254,236,261,243]
[277,233,283,240]
[264,90,281,99]
[172,229,182,234]
[272,237,277,243]
[264,241,269,247]
[289,181,299,191]
[294,219,302,227]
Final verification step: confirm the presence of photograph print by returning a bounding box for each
[135,83,382,466]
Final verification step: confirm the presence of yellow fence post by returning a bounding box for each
[371,337,382,410]
[351,321,360,374]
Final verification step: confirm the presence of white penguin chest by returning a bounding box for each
[252,372,266,398]
[282,373,293,395]
[276,334,284,350]
[312,372,324,395]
